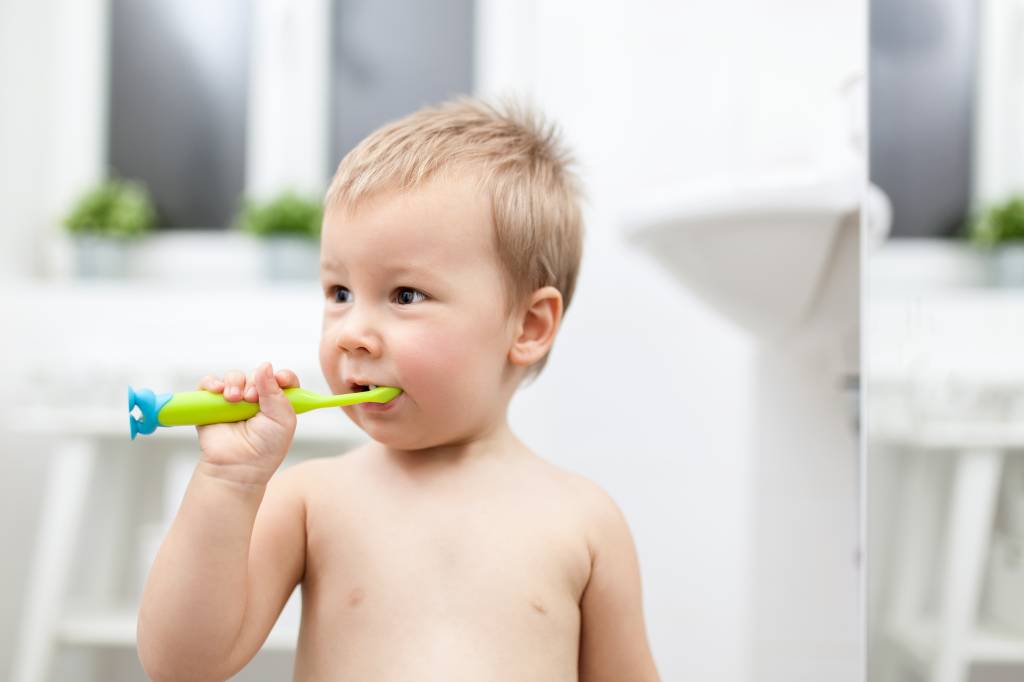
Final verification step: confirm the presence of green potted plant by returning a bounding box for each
[235,191,323,280]
[968,195,1024,286]
[63,178,156,278]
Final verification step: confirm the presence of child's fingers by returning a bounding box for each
[244,369,259,402]
[275,368,300,388]
[223,369,246,401]
[243,364,294,402]
[203,367,290,402]
[256,362,296,425]
[197,374,225,392]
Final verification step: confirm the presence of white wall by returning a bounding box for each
[479,1,863,679]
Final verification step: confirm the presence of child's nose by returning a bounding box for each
[334,316,382,356]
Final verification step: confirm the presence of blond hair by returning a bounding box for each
[325,96,584,381]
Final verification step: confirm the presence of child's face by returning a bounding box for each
[318,177,521,451]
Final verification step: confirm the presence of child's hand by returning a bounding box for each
[195,362,299,485]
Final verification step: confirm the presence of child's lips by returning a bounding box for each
[358,391,403,412]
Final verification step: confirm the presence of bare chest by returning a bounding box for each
[305,485,588,613]
[294,480,590,680]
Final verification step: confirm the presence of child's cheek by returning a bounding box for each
[395,325,477,399]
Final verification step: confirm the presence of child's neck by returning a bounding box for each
[380,413,528,472]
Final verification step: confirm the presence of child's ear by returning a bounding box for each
[508,286,563,368]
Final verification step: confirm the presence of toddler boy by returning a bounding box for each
[138,97,660,681]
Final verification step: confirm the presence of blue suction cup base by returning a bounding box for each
[128,386,160,439]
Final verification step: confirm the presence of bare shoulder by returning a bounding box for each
[524,457,629,552]
[568,475,631,555]
[537,458,619,510]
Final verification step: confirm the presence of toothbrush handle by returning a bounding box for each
[154,387,399,427]
[156,390,261,426]
[156,388,321,427]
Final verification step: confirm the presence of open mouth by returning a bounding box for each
[349,382,379,393]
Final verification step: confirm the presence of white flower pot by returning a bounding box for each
[263,236,319,280]
[73,234,134,278]
[994,244,1024,287]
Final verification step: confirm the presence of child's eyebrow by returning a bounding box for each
[319,260,435,278]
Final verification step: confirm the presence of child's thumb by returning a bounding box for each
[256,362,294,424]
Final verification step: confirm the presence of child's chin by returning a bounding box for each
[351,419,412,446]
[360,424,436,452]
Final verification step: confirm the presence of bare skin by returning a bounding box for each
[292,442,597,680]
[137,176,660,681]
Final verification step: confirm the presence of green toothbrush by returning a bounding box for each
[128,384,402,440]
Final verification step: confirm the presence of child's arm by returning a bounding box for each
[578,487,661,682]
[137,462,307,681]
[137,363,306,681]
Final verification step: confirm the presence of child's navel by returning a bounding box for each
[530,599,547,615]
[348,587,366,607]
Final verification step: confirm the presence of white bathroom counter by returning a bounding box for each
[868,272,1024,447]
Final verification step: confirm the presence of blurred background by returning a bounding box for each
[0,0,865,680]
[867,0,1024,681]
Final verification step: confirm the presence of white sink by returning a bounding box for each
[620,167,870,339]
